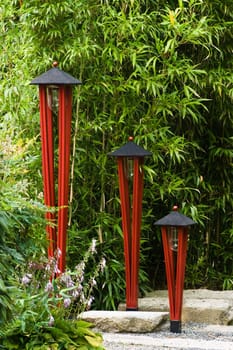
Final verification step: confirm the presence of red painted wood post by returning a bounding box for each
[38,86,56,258]
[31,64,81,272]
[131,158,144,309]
[161,226,176,319]
[174,227,188,321]
[109,137,151,310]
[154,206,196,333]
[57,86,73,273]
[117,158,132,308]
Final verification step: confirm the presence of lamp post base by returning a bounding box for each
[170,320,181,333]
[126,307,138,311]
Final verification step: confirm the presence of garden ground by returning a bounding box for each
[82,289,233,349]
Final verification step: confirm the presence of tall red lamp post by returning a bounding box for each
[31,63,81,273]
[108,137,152,310]
[154,206,196,333]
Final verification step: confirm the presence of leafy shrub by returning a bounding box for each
[0,240,106,349]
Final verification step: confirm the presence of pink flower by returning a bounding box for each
[21,274,32,285]
[45,281,53,292]
[86,296,94,310]
[53,264,61,275]
[60,273,74,288]
[63,298,71,308]
[90,277,97,287]
[48,315,54,327]
[72,289,80,299]
[100,257,106,272]
[56,248,62,258]
[89,239,97,254]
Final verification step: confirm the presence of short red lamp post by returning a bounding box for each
[31,63,81,273]
[108,137,152,310]
[154,206,196,333]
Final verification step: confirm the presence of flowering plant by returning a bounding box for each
[0,239,106,349]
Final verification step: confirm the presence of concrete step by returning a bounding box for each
[81,310,169,333]
[118,289,233,325]
[81,290,233,349]
[81,289,233,349]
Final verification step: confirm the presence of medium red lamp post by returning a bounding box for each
[154,206,196,333]
[108,137,152,310]
[31,62,81,273]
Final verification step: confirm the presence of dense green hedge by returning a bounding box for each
[1,0,233,310]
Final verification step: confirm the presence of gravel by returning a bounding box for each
[102,322,233,350]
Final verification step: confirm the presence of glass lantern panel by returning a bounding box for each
[47,86,59,112]
[123,158,134,179]
[168,226,178,252]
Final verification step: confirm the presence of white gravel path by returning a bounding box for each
[102,323,233,350]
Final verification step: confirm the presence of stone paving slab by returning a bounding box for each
[81,310,168,333]
[145,289,233,300]
[182,298,233,324]
[203,325,233,334]
[118,289,233,325]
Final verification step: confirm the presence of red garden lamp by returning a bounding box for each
[154,206,196,333]
[108,137,152,310]
[31,62,81,273]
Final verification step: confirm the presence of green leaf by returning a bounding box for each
[84,334,103,348]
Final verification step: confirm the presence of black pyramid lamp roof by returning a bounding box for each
[108,136,152,158]
[154,206,196,227]
[30,62,82,86]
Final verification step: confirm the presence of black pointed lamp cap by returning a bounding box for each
[30,62,82,86]
[108,136,152,158]
[154,205,196,227]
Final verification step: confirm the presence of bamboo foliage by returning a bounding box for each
[1,0,233,306]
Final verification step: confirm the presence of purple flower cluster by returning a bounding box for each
[21,274,32,285]
[20,238,106,326]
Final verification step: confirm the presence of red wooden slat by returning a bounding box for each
[174,228,188,320]
[39,86,56,258]
[162,227,176,319]
[117,158,132,307]
[57,86,72,273]
[131,158,144,309]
